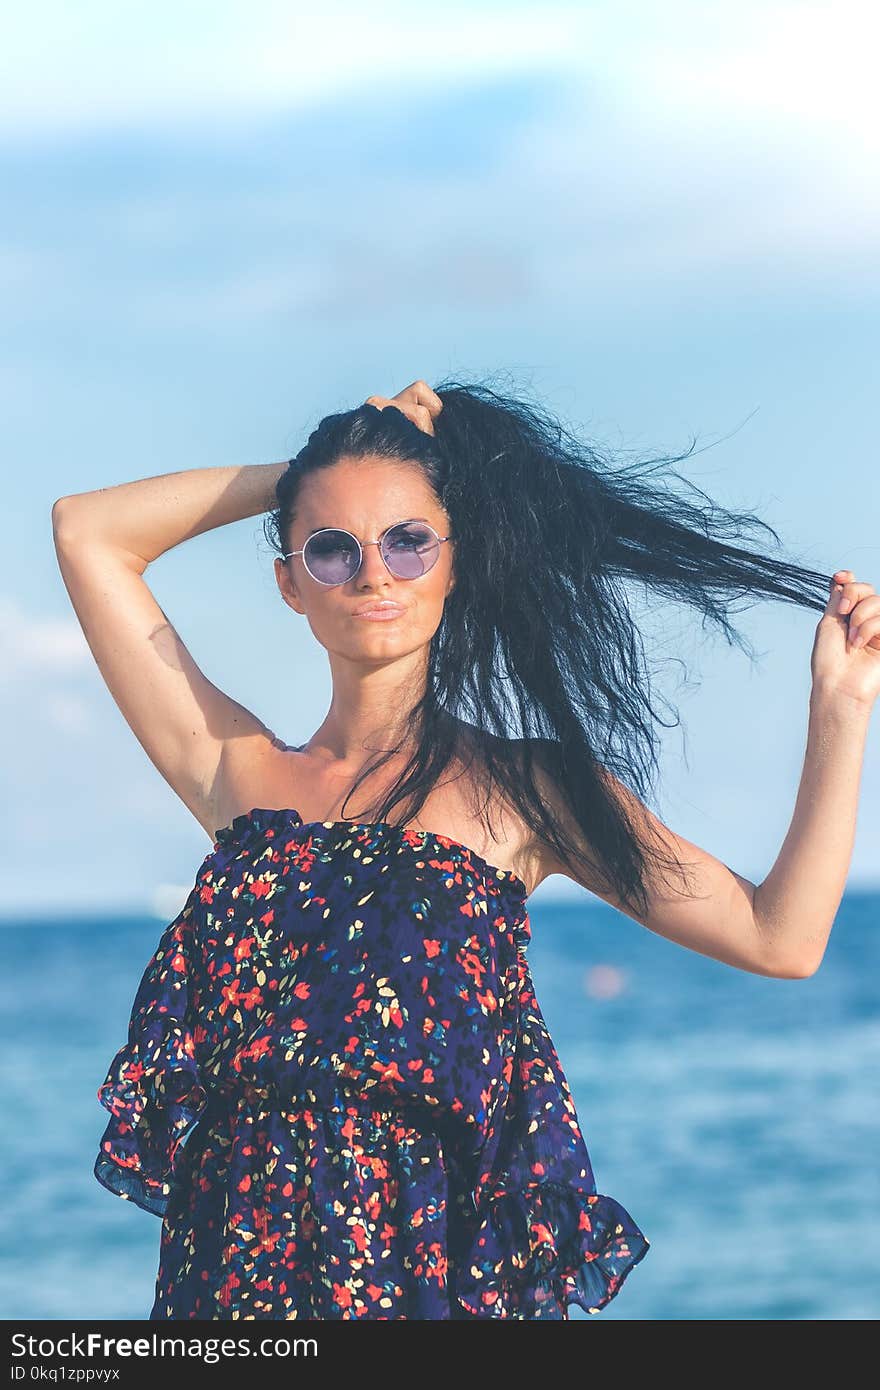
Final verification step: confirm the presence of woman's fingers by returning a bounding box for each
[849,620,878,650]
[392,378,442,408]
[837,578,874,615]
[846,594,880,647]
[397,379,443,414]
[393,380,443,434]
[365,381,443,436]
[828,571,880,648]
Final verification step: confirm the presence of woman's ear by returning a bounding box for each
[275,556,305,614]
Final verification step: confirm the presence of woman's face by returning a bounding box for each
[275,456,456,662]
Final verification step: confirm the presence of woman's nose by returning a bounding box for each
[355,539,392,583]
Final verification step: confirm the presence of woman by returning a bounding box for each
[52,377,877,1320]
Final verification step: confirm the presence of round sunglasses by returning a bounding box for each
[281,519,452,587]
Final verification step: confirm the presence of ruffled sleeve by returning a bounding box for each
[93,899,208,1218]
[452,948,650,1318]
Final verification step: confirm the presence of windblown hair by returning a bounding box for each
[263,375,831,917]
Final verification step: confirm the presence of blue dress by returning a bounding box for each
[94,806,650,1319]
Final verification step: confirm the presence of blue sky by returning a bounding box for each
[3,0,878,916]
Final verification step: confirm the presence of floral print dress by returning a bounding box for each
[94,807,650,1319]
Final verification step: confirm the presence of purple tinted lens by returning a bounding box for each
[304,530,360,584]
[302,522,441,585]
[381,522,440,578]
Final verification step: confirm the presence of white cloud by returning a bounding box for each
[621,1,879,157]
[3,1,877,167]
[0,596,91,683]
[2,1,874,317]
[0,1,585,141]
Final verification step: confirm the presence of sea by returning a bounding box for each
[1,889,877,1321]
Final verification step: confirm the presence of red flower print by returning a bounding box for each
[219,979,244,1014]
[371,1059,404,1085]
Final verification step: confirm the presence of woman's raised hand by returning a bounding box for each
[364,380,444,436]
[811,568,880,709]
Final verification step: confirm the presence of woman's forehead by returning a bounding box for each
[296,457,447,527]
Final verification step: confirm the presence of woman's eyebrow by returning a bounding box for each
[310,516,434,532]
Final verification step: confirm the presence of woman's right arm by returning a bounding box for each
[51,462,290,839]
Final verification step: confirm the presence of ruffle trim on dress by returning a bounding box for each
[453,1177,650,1319]
[93,914,208,1218]
[450,959,651,1319]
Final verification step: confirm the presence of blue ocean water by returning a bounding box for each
[1,888,877,1321]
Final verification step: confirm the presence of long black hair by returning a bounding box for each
[263,374,831,917]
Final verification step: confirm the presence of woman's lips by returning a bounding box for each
[352,603,406,621]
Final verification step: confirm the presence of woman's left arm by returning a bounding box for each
[752,568,877,976]
[532,569,877,979]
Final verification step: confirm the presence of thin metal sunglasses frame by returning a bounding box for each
[281,519,452,586]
